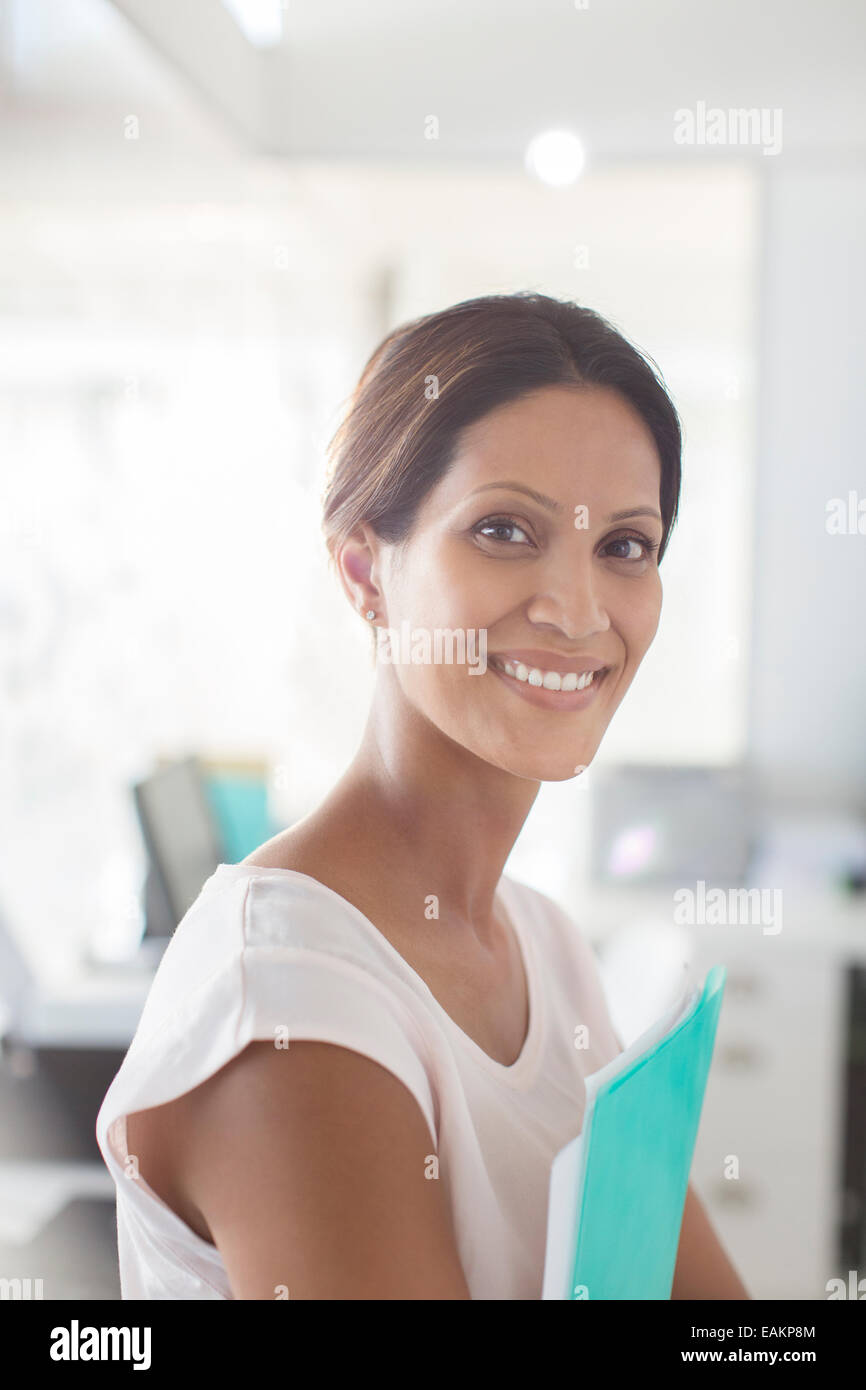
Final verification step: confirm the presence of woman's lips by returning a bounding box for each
[487,655,610,711]
[488,649,609,674]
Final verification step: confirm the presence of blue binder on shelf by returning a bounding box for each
[542,964,726,1300]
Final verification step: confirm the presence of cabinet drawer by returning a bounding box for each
[691,1157,837,1299]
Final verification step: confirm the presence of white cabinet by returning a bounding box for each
[687,934,845,1299]
[586,887,860,1301]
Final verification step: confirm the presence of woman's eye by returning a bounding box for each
[606,533,647,561]
[473,516,532,546]
[472,519,660,563]
[604,533,660,563]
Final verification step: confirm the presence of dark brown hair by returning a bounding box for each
[322,290,682,589]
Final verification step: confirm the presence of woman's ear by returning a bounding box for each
[335,523,384,625]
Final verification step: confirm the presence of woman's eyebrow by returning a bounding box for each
[467,481,561,512]
[467,481,661,524]
[607,506,663,523]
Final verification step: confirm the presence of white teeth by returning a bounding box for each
[498,659,600,691]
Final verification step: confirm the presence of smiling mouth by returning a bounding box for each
[488,655,609,692]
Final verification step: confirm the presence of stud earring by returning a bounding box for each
[365,609,376,621]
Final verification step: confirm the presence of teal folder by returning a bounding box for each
[542,964,726,1300]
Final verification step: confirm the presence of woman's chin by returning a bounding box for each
[536,759,595,783]
[482,746,598,783]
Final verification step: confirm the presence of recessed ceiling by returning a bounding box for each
[2,0,864,165]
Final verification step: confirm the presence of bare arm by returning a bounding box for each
[174,1039,471,1300]
[671,1181,750,1299]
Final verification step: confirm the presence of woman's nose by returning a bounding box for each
[524,564,611,641]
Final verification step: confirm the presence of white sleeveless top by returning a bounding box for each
[95,863,622,1300]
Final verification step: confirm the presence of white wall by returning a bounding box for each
[748,158,866,810]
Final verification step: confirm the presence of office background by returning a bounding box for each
[0,0,864,1300]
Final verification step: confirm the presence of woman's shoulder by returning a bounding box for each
[501,872,597,945]
[235,824,336,878]
[499,875,612,994]
[219,857,434,993]
[498,872,581,945]
[106,847,443,1118]
[169,833,421,988]
[98,849,444,1235]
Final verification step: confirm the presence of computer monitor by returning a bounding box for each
[133,756,225,937]
[590,763,755,888]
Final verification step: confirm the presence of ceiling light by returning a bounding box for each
[221,0,283,48]
[525,129,587,187]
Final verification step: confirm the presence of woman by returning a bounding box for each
[97,291,748,1299]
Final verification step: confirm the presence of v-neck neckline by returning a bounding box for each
[213,862,544,1086]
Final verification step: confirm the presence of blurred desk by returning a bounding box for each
[0,958,157,1268]
[1,959,156,1053]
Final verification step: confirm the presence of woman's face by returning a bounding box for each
[365,383,665,782]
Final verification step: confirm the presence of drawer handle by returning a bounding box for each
[709,1179,758,1207]
[726,973,763,999]
[718,1041,763,1069]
